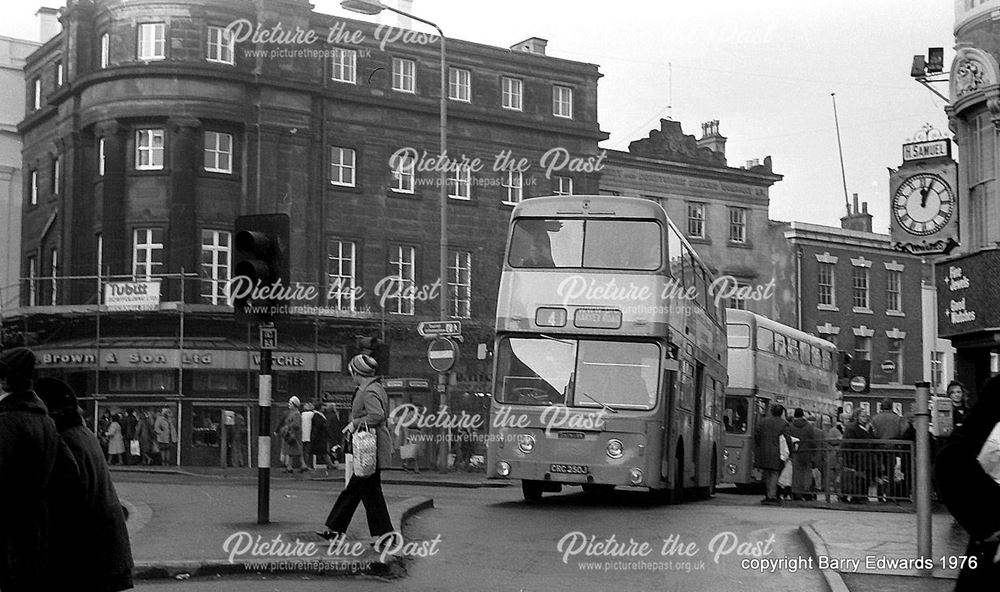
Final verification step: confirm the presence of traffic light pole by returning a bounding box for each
[257,341,273,524]
[914,381,932,567]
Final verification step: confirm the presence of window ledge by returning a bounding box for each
[817,304,839,312]
[728,241,753,249]
[852,307,873,315]
[687,236,711,245]
[329,184,363,195]
[387,189,420,200]
[886,310,905,317]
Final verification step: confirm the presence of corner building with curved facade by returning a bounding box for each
[9,0,605,466]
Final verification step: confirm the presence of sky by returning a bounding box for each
[1,0,955,232]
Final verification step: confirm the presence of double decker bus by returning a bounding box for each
[486,195,727,502]
[721,309,839,488]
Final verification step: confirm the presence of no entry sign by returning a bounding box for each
[427,337,459,373]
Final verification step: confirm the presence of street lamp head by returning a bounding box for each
[341,0,385,15]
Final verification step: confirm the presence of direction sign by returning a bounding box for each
[427,337,459,373]
[881,360,896,373]
[418,320,462,338]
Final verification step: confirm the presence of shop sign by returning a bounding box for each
[937,250,1000,337]
[104,281,161,311]
[37,347,340,371]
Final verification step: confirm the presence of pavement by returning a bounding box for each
[799,508,967,592]
[111,464,507,488]
[116,474,436,581]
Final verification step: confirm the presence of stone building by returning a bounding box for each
[599,119,794,325]
[7,0,604,465]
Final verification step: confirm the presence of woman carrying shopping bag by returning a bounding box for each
[317,354,396,543]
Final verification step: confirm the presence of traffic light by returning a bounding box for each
[837,351,870,394]
[837,351,853,391]
[356,335,390,376]
[233,214,290,324]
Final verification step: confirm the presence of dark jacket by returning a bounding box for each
[48,408,134,592]
[310,411,329,456]
[754,415,789,471]
[871,411,907,440]
[0,390,61,592]
[937,376,1000,590]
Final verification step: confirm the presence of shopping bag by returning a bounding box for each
[352,426,377,478]
[129,440,141,456]
[401,443,418,460]
[778,460,793,488]
[779,435,789,462]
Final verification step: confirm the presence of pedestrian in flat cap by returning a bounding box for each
[0,347,62,592]
[317,354,396,544]
[36,377,134,592]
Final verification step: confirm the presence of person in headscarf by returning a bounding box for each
[317,354,395,543]
[936,374,1000,589]
[35,377,134,592]
[279,396,303,472]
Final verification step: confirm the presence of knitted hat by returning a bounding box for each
[35,377,77,411]
[288,396,300,408]
[0,347,36,386]
[348,353,378,377]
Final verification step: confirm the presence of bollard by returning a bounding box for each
[914,381,932,569]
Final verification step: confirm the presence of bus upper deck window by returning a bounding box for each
[727,324,750,348]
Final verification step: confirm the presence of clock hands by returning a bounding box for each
[919,185,931,208]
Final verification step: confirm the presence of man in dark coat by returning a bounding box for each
[788,408,817,500]
[0,347,61,592]
[937,375,1000,590]
[36,377,134,592]
[754,404,789,505]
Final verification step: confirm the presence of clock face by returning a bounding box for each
[892,173,954,236]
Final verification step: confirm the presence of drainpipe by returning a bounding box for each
[795,247,803,331]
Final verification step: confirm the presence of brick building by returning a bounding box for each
[599,119,795,325]
[6,0,605,465]
[784,196,929,414]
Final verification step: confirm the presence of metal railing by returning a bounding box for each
[786,438,915,507]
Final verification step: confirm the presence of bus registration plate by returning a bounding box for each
[551,464,589,475]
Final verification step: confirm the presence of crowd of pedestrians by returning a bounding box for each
[0,347,133,592]
[277,394,347,476]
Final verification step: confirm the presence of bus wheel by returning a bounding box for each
[522,480,544,503]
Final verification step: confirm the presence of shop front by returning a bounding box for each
[34,343,343,467]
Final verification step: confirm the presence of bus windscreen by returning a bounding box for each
[495,337,659,410]
[508,218,660,270]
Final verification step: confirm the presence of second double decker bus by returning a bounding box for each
[720,309,839,488]
[486,195,727,502]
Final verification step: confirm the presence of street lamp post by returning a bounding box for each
[341,0,451,471]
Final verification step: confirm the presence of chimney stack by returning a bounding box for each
[36,7,60,44]
[841,193,873,232]
[510,37,548,55]
[696,120,727,163]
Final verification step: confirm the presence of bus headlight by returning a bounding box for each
[722,449,730,460]
[518,434,535,454]
[497,461,511,477]
[728,464,738,475]
[606,439,624,459]
[629,468,643,485]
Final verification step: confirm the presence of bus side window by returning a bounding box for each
[788,338,799,360]
[757,327,774,352]
[667,225,684,284]
[697,266,710,311]
[811,346,821,368]
[774,334,786,357]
